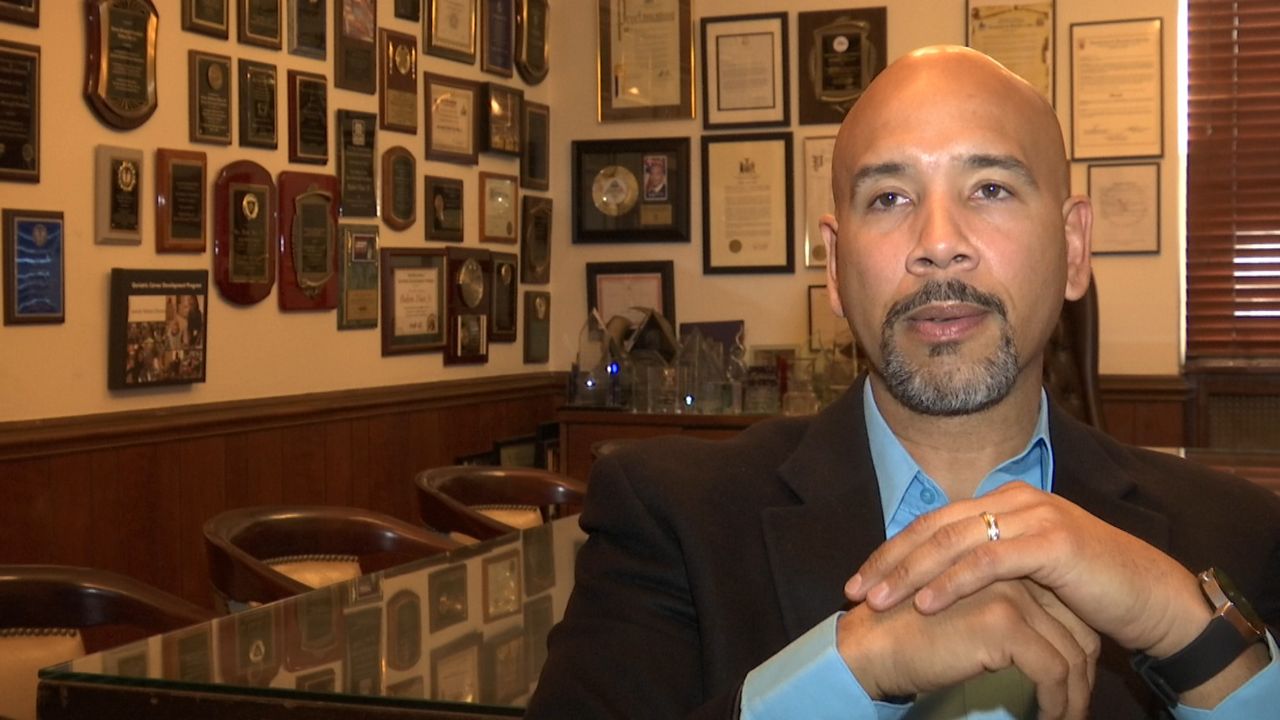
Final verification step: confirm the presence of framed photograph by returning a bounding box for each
[287,70,328,164]
[481,549,522,622]
[479,83,522,155]
[337,109,377,217]
[155,148,207,253]
[808,284,845,352]
[1087,162,1160,254]
[520,100,549,191]
[427,564,468,632]
[288,0,327,58]
[425,0,478,64]
[572,137,690,244]
[479,171,518,243]
[84,0,159,130]
[701,13,789,130]
[381,146,417,231]
[1071,18,1163,160]
[430,631,481,703]
[967,0,1054,105]
[188,50,232,146]
[523,290,550,363]
[597,0,693,122]
[425,175,464,242]
[802,136,836,269]
[481,627,526,705]
[108,269,209,389]
[394,0,418,21]
[701,133,794,274]
[424,73,479,165]
[445,247,491,366]
[0,0,39,27]
[0,40,39,182]
[213,160,277,306]
[380,247,446,355]
[338,223,379,330]
[277,171,339,311]
[379,28,419,133]
[797,7,886,126]
[514,0,548,84]
[238,59,278,149]
[94,145,143,246]
[3,209,63,325]
[490,251,518,342]
[239,0,281,49]
[334,0,377,94]
[520,195,551,284]
[480,0,514,77]
[585,260,675,328]
[183,0,227,37]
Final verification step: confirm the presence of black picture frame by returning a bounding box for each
[334,0,377,94]
[572,137,690,244]
[182,0,226,38]
[188,50,232,146]
[424,72,480,166]
[107,269,210,389]
[522,290,549,364]
[480,0,514,77]
[519,100,549,191]
[424,175,464,243]
[288,0,327,59]
[490,251,518,342]
[596,0,693,122]
[1087,161,1161,255]
[520,195,551,284]
[0,40,40,183]
[393,0,418,21]
[701,132,794,274]
[585,260,675,329]
[3,208,63,325]
[797,7,887,126]
[238,59,278,149]
[379,247,446,355]
[1070,18,1164,161]
[239,0,282,49]
[700,12,790,130]
[287,70,328,164]
[479,82,522,155]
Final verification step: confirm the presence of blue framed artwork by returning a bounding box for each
[3,209,64,324]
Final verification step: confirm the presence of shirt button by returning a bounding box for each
[920,488,937,505]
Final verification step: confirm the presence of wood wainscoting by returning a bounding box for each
[0,373,566,609]
[1098,374,1191,448]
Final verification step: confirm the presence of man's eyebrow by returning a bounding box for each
[963,154,1039,189]
[849,162,908,197]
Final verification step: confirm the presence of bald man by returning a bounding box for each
[526,47,1280,719]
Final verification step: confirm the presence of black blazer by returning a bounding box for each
[526,388,1280,719]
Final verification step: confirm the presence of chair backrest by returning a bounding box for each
[203,505,460,610]
[1043,277,1105,430]
[0,565,212,720]
[414,466,587,542]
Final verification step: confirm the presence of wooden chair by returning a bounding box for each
[0,565,212,720]
[414,466,587,542]
[1043,277,1105,430]
[203,505,460,612]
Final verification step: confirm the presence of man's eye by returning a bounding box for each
[975,183,1011,200]
[871,192,906,209]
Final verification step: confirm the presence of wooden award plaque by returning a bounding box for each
[277,171,340,311]
[84,0,159,129]
[489,251,517,342]
[213,160,277,305]
[445,246,492,366]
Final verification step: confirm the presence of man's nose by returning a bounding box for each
[906,196,977,274]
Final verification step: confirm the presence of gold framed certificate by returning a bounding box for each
[966,1,1054,105]
[597,0,693,122]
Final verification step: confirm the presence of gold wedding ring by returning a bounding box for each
[980,511,1000,542]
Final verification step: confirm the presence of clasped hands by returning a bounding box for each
[835,481,1209,719]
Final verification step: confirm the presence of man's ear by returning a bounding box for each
[821,214,845,318]
[1062,195,1093,301]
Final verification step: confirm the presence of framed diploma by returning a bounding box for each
[701,13,789,130]
[238,59,278,149]
[277,171,339,310]
[1087,162,1160,254]
[337,109,377,217]
[155,148,207,253]
[514,0,548,85]
[334,0,377,94]
[381,146,417,231]
[430,632,481,703]
[380,247,446,355]
[424,0,477,65]
[84,0,159,130]
[479,172,517,243]
[338,222,379,329]
[802,136,836,269]
[214,160,277,305]
[379,29,419,133]
[394,0,417,20]
[182,0,226,37]
[479,83,522,155]
[0,0,38,26]
[480,0,514,77]
[572,137,690,244]
[520,195,551,284]
[1071,18,1163,160]
[520,100,549,191]
[585,260,675,329]
[424,73,479,165]
[239,0,281,49]
[445,247,492,365]
[188,50,232,146]
[424,175,464,242]
[481,548,521,622]
[94,145,143,246]
[2,209,63,325]
[597,0,693,122]
[0,41,38,183]
[967,0,1054,105]
[288,70,328,164]
[523,290,549,363]
[107,268,209,389]
[481,627,525,705]
[490,251,517,342]
[288,0,327,59]
[701,133,794,274]
[797,7,886,126]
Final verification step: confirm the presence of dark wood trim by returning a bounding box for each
[1098,373,1190,401]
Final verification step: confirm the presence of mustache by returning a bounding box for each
[882,279,1008,330]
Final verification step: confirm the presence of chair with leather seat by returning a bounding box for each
[1042,277,1105,430]
[203,505,461,612]
[414,466,587,543]
[0,564,213,720]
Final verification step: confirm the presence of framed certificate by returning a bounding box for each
[84,0,159,130]
[802,136,836,269]
[520,100,549,191]
[381,146,417,231]
[239,0,282,49]
[107,269,209,389]
[338,223,379,330]
[1071,18,1163,160]
[424,73,479,165]
[335,0,377,94]
[182,0,227,38]
[797,7,886,126]
[585,260,675,329]
[424,175,464,242]
[287,70,328,164]
[425,0,477,65]
[701,13,789,130]
[481,549,521,622]
[701,133,794,274]
[188,50,232,146]
[0,41,38,182]
[155,148,207,253]
[597,0,693,122]
[288,0,326,58]
[479,172,518,243]
[0,0,39,26]
[238,59,278,150]
[480,0,514,77]
[967,0,1054,105]
[3,209,63,325]
[380,247,446,355]
[514,0,548,84]
[379,28,419,133]
[572,137,690,244]
[1087,162,1160,254]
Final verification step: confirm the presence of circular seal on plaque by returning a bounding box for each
[591,165,639,217]
[832,35,850,53]
[729,239,743,254]
[458,258,485,308]
[116,161,137,192]
[811,242,828,263]
[394,45,413,75]
[206,63,225,91]
[242,194,260,220]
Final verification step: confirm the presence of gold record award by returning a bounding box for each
[458,258,485,308]
[591,165,639,217]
